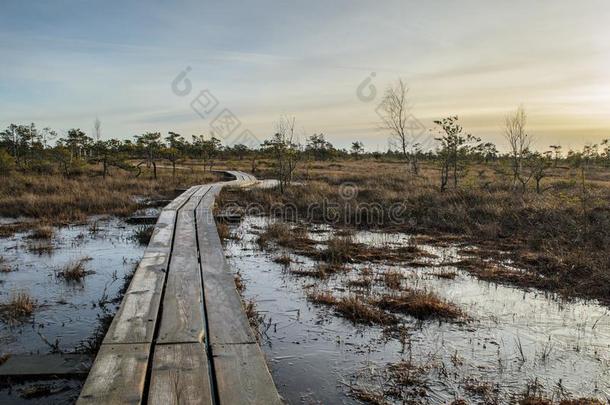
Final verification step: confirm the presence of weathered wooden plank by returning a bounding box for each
[202,271,256,345]
[146,209,177,252]
[77,343,149,405]
[80,171,279,405]
[211,343,282,405]
[104,208,178,344]
[156,186,209,343]
[148,343,213,405]
[164,186,199,211]
[104,251,167,344]
[196,193,255,345]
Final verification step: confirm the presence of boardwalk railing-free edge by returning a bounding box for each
[78,171,283,405]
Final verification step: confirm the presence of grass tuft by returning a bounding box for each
[216,221,230,241]
[56,259,90,282]
[372,289,464,321]
[28,224,54,240]
[1,292,36,320]
[383,269,403,290]
[132,225,154,245]
[307,291,396,325]
[273,254,292,265]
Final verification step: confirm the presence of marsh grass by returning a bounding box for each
[432,270,458,279]
[307,290,396,325]
[234,271,245,294]
[349,359,430,403]
[290,263,345,279]
[260,221,431,265]
[131,225,154,245]
[372,289,464,321]
[272,254,292,265]
[26,239,54,254]
[28,224,54,240]
[244,299,264,334]
[257,222,310,250]
[0,256,12,273]
[56,258,91,282]
[321,235,355,264]
[216,222,230,241]
[1,292,36,320]
[348,275,373,289]
[383,269,403,290]
[220,160,610,303]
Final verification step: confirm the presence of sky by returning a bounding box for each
[1,0,609,152]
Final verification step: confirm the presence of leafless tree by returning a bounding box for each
[504,106,533,190]
[262,116,301,193]
[379,79,419,174]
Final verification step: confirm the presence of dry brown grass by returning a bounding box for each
[383,269,403,290]
[372,289,464,321]
[26,239,54,254]
[219,159,610,303]
[56,259,90,282]
[463,377,497,400]
[0,256,12,273]
[244,299,263,334]
[307,290,396,325]
[216,221,230,241]
[432,270,458,279]
[28,224,54,239]
[272,254,292,265]
[348,386,389,405]
[291,263,346,279]
[348,358,430,403]
[0,167,216,228]
[257,222,311,249]
[1,292,36,320]
[322,235,355,264]
[348,276,373,289]
[234,271,245,294]
[386,360,428,390]
[519,398,604,405]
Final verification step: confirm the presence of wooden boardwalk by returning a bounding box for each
[78,171,282,405]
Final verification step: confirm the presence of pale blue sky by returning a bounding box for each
[1,0,609,151]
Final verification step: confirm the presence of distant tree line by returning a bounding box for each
[1,111,608,195]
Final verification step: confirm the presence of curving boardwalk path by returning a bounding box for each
[78,171,282,405]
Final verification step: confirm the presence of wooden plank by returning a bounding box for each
[196,193,255,345]
[104,208,178,344]
[211,343,282,405]
[156,186,209,343]
[148,343,213,405]
[147,209,177,252]
[164,186,199,211]
[104,250,167,344]
[80,186,198,403]
[80,171,276,405]
[77,343,150,405]
[202,271,255,345]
